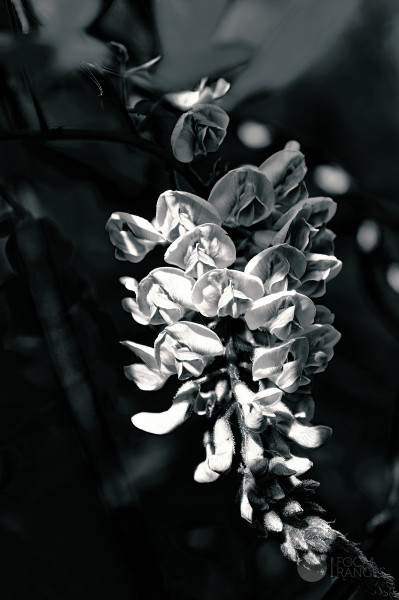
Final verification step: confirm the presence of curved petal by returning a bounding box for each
[245,244,307,294]
[121,340,158,369]
[131,397,192,435]
[156,190,221,242]
[166,77,230,111]
[208,166,275,227]
[275,405,332,447]
[252,337,309,392]
[192,268,264,317]
[137,267,196,325]
[207,417,234,474]
[164,223,236,276]
[171,104,229,163]
[259,149,307,208]
[106,212,164,263]
[121,297,151,326]
[124,363,170,391]
[298,253,342,298]
[154,321,224,375]
[245,290,316,338]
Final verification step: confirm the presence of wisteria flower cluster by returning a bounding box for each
[106,142,348,571]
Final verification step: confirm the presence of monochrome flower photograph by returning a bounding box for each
[1,1,399,599]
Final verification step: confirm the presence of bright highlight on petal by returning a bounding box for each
[192,268,264,318]
[106,212,164,263]
[164,223,236,279]
[156,190,222,242]
[245,290,316,339]
[137,267,195,325]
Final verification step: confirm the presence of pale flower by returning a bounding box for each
[155,190,221,242]
[297,253,342,298]
[253,197,337,253]
[154,321,225,379]
[171,103,229,163]
[164,223,236,279]
[207,166,275,227]
[252,337,310,393]
[106,211,165,263]
[192,268,264,318]
[245,290,316,339]
[259,147,308,210]
[136,267,196,325]
[244,243,307,295]
[301,323,341,375]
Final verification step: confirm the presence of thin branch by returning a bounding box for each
[0,128,207,195]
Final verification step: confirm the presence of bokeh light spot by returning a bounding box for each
[386,263,399,293]
[237,120,272,149]
[356,220,380,253]
[313,164,351,195]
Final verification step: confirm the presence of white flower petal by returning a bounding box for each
[131,398,192,435]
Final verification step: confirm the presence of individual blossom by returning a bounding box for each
[106,211,165,263]
[171,103,229,163]
[301,323,341,375]
[259,146,308,212]
[155,190,221,242]
[207,166,275,227]
[192,268,264,318]
[252,337,310,393]
[122,340,172,391]
[164,223,236,279]
[252,197,337,253]
[297,253,342,298]
[136,267,196,325]
[245,290,316,340]
[244,244,307,295]
[154,321,225,379]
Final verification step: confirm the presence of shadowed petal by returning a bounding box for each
[208,166,275,227]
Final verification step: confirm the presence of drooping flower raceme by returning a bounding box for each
[107,142,347,576]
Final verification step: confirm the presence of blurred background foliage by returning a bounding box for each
[1,1,399,599]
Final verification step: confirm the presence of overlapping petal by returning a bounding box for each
[121,341,172,390]
[253,197,337,253]
[259,148,308,210]
[156,190,222,242]
[166,77,230,111]
[192,268,263,318]
[164,223,236,279]
[252,337,309,393]
[297,253,342,298]
[131,380,198,435]
[208,166,275,227]
[301,324,341,375]
[244,243,307,294]
[245,290,316,339]
[106,212,165,263]
[171,104,229,163]
[154,321,224,380]
[136,267,196,325]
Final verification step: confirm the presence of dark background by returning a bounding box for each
[1,1,399,599]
